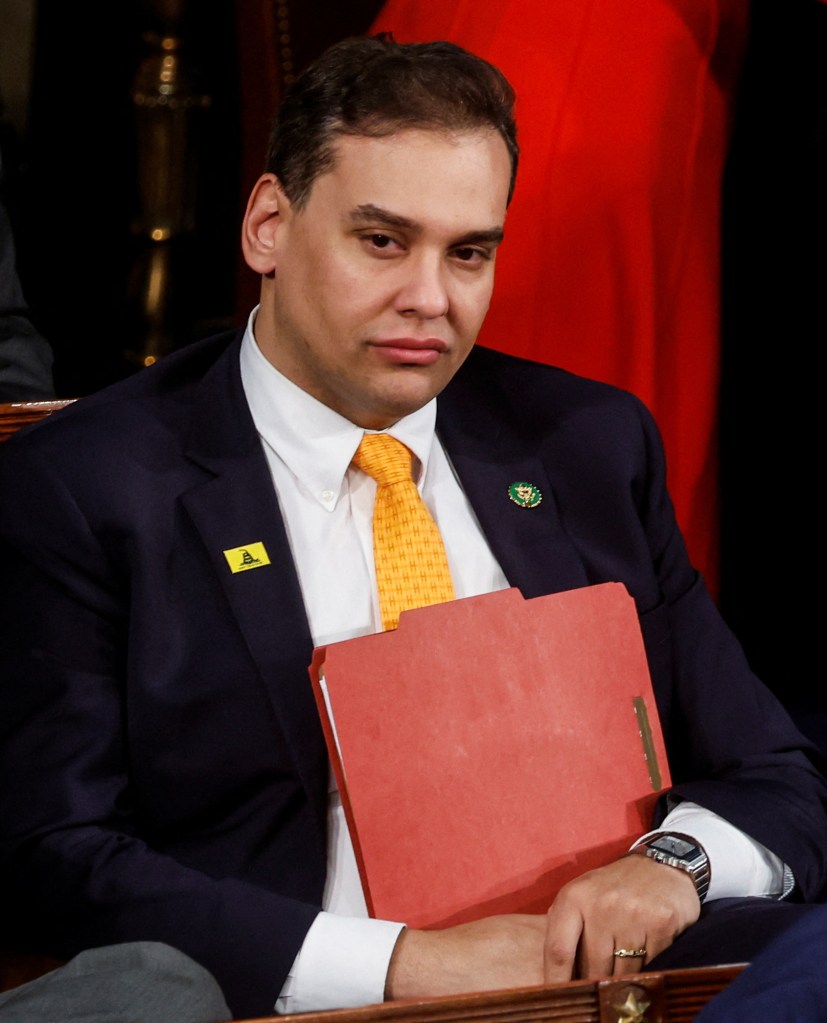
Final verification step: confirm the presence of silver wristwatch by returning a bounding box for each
[630,832,710,901]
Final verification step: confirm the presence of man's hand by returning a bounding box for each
[385,854,700,1002]
[385,914,546,1000]
[543,852,701,982]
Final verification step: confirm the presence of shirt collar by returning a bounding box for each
[239,308,438,510]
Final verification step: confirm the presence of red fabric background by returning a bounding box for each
[369,0,750,598]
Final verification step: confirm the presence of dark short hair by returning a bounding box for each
[265,33,519,209]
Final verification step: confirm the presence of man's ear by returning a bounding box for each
[241,173,289,274]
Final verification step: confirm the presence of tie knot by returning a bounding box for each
[353,434,414,487]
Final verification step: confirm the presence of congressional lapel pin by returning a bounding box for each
[223,542,271,574]
[507,481,543,508]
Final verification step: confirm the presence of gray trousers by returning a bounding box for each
[0,942,232,1023]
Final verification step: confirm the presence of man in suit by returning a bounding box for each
[0,34,825,1021]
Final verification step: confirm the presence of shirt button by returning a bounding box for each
[321,489,335,503]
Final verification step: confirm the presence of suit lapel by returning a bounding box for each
[177,337,327,826]
[438,353,589,598]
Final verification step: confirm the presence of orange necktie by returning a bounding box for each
[353,433,456,631]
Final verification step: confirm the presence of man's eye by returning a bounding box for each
[360,233,405,258]
[454,247,489,264]
[366,234,394,249]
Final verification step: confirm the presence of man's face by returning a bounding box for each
[254,128,511,429]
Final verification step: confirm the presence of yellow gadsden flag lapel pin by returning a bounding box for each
[223,542,271,574]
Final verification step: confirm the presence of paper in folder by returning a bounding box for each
[309,582,671,929]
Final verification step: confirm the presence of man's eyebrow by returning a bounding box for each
[350,204,418,230]
[349,204,504,246]
[454,227,505,246]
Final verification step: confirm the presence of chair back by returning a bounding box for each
[0,399,76,443]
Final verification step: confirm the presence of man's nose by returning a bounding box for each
[395,254,450,319]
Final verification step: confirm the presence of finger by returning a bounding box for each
[610,941,649,977]
[574,922,613,979]
[543,902,583,983]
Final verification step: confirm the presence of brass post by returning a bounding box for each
[126,1,211,368]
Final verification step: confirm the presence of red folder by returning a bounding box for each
[309,583,671,929]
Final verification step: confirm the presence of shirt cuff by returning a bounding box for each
[275,912,406,1014]
[636,800,790,901]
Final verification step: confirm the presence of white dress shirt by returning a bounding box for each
[239,311,788,1014]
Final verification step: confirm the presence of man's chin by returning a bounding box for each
[349,383,444,430]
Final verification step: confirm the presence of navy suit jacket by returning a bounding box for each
[1,331,825,1017]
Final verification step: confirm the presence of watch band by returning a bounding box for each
[630,832,711,902]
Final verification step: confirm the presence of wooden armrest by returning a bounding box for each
[237,964,746,1023]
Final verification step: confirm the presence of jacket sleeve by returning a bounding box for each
[624,394,827,901]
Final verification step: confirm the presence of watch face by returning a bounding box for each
[652,836,694,857]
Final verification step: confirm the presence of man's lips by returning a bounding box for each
[369,338,448,366]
